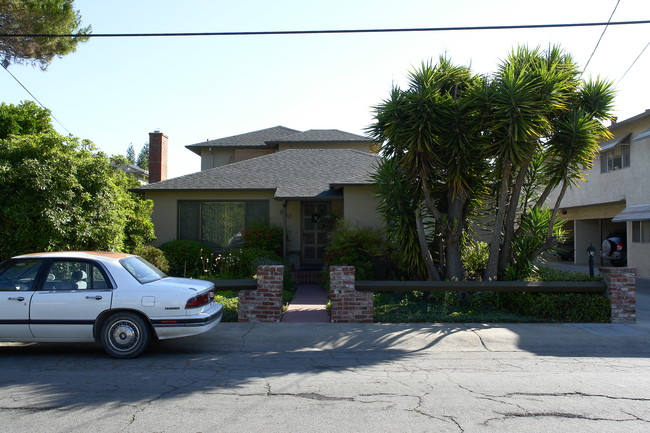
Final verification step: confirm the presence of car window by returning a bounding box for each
[43,260,111,291]
[0,259,42,291]
[120,257,166,284]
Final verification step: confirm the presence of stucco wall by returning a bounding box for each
[199,149,234,171]
[143,190,281,246]
[343,185,382,228]
[277,142,376,153]
[550,113,650,209]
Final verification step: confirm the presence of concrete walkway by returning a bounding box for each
[281,283,330,323]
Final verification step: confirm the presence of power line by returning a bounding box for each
[2,65,72,135]
[1,20,649,38]
[617,40,650,85]
[583,0,620,72]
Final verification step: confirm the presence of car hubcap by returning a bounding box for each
[109,320,139,351]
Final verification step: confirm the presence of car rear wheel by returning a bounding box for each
[100,312,150,358]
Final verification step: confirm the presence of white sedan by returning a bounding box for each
[0,251,223,358]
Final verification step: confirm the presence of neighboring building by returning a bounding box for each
[135,127,382,269]
[547,109,650,276]
[115,163,149,185]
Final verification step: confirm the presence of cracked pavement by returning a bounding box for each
[1,322,650,432]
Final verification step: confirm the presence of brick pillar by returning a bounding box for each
[329,266,374,323]
[238,265,284,322]
[148,131,168,183]
[600,267,636,323]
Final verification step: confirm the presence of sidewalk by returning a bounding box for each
[281,283,330,323]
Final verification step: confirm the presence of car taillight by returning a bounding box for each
[185,290,214,309]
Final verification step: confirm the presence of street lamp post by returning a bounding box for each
[587,243,596,277]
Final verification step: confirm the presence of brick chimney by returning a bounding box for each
[148,130,168,183]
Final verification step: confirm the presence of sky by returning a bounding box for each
[2,0,650,178]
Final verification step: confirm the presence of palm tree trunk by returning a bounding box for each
[547,181,568,241]
[445,196,465,280]
[415,209,440,281]
[485,159,512,280]
[498,153,534,273]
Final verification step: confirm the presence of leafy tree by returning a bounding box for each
[0,101,54,139]
[0,103,155,260]
[0,0,90,69]
[125,144,136,164]
[0,134,155,259]
[136,142,149,170]
[369,46,614,281]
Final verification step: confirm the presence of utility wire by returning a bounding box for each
[583,0,620,72]
[2,65,72,135]
[1,20,649,38]
[617,40,650,85]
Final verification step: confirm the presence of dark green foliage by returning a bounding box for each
[500,292,609,322]
[0,133,155,260]
[533,266,601,282]
[136,143,149,170]
[0,0,91,69]
[504,207,566,281]
[125,144,136,164]
[158,240,213,277]
[133,245,169,274]
[324,223,395,281]
[374,289,609,323]
[0,101,55,140]
[213,294,238,322]
[241,223,282,255]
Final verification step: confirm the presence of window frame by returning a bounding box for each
[600,137,631,173]
[632,220,650,243]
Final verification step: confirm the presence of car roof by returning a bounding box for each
[13,251,135,262]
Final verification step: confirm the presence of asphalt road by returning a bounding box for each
[1,319,650,433]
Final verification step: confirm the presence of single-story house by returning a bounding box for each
[135,127,383,269]
[547,109,650,277]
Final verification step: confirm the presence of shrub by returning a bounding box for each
[158,239,213,277]
[500,292,610,322]
[462,237,489,279]
[133,245,170,273]
[324,223,395,281]
[241,223,282,255]
[214,294,238,322]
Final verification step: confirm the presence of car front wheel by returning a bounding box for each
[100,312,150,358]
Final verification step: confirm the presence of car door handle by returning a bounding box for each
[8,297,24,301]
[86,295,102,300]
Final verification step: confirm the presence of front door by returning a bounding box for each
[301,202,331,266]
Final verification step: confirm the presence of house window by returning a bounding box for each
[632,221,650,243]
[178,201,269,249]
[600,140,630,173]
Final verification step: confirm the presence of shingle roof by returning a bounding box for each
[135,149,380,199]
[185,126,299,155]
[266,129,372,144]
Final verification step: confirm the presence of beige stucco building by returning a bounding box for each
[547,110,650,276]
[136,127,382,269]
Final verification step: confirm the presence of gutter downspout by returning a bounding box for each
[282,200,288,259]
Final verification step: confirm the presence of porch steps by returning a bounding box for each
[292,270,323,285]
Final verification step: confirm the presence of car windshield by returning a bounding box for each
[120,257,167,284]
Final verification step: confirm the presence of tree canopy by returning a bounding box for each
[369,46,615,281]
[0,0,90,69]
[0,101,154,260]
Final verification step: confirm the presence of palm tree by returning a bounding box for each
[369,58,488,280]
[482,46,588,279]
